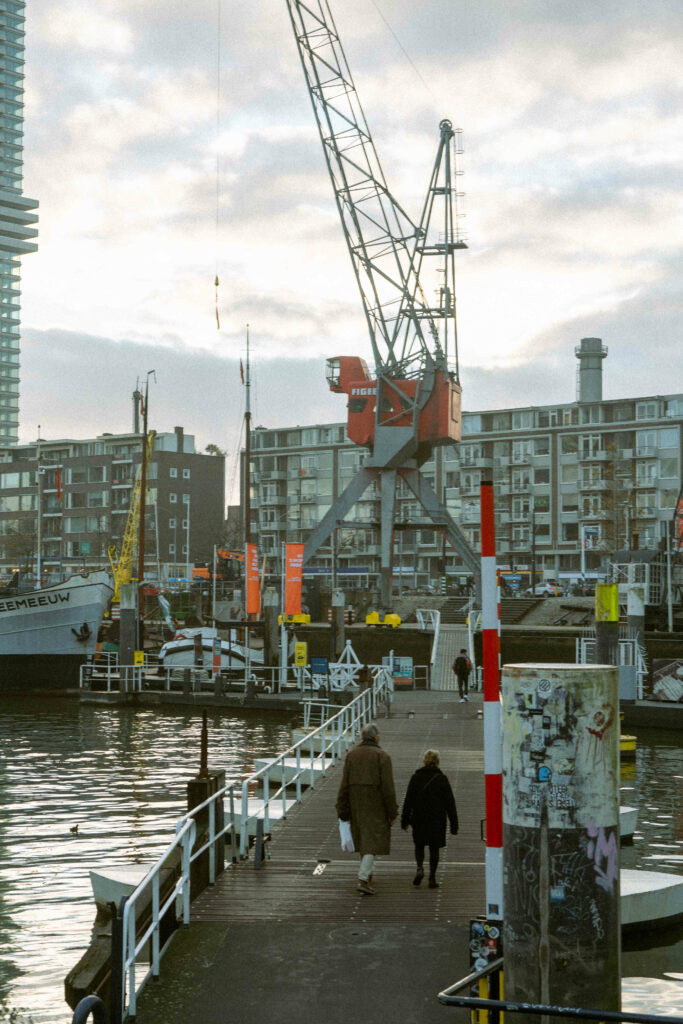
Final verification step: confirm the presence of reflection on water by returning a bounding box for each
[0,696,294,1023]
[0,705,681,1021]
[621,727,683,1011]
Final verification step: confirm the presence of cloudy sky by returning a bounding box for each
[18,0,683,470]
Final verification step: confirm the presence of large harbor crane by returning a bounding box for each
[286,0,480,604]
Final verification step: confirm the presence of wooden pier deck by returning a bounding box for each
[138,691,486,1023]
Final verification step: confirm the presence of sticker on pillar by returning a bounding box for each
[294,642,308,667]
[537,677,552,698]
[133,650,145,666]
[550,885,566,903]
[537,764,552,782]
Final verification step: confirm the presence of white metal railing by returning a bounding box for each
[115,667,393,1019]
[415,607,441,673]
[80,657,146,693]
[119,816,196,1021]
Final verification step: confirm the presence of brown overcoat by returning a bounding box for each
[336,739,398,855]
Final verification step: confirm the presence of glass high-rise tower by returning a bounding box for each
[0,0,38,443]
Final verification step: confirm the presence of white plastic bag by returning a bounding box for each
[339,818,355,853]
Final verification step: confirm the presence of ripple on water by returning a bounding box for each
[0,698,294,1022]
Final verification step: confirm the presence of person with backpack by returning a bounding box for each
[400,749,458,889]
[453,648,472,702]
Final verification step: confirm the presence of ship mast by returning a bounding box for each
[35,426,42,590]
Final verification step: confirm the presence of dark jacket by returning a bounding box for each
[336,739,398,855]
[400,765,458,848]
[453,655,471,679]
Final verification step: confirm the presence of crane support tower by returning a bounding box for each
[108,430,156,602]
[286,0,480,604]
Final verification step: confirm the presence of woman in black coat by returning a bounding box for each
[401,749,458,888]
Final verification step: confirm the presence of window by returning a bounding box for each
[65,517,86,533]
[512,440,532,462]
[302,455,318,470]
[658,428,678,449]
[636,401,658,420]
[512,411,533,430]
[659,458,678,479]
[511,468,530,490]
[636,461,656,485]
[512,497,530,518]
[170,467,178,478]
[462,415,482,435]
[512,525,529,543]
[182,519,188,529]
[302,428,319,445]
[169,493,177,504]
[492,413,510,430]
[88,466,105,483]
[534,468,550,484]
[562,523,579,541]
[534,437,550,455]
[69,492,87,509]
[562,464,578,483]
[660,489,677,510]
[636,491,656,516]
[182,494,190,504]
[70,468,87,484]
[666,398,683,418]
[636,430,656,456]
[182,468,190,479]
[169,543,175,554]
[561,435,578,454]
[580,435,602,459]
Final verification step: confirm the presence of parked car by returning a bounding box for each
[524,582,565,597]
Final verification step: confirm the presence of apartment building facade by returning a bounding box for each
[0,426,225,580]
[247,342,682,588]
[0,0,39,443]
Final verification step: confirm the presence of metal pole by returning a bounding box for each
[186,494,191,581]
[480,480,502,920]
[154,498,161,583]
[666,527,673,633]
[580,522,586,592]
[212,543,217,629]
[35,427,42,588]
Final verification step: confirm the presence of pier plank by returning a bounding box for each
[193,692,487,925]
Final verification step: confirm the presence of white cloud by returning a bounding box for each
[17,0,683,448]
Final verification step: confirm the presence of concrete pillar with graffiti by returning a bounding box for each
[502,663,620,1018]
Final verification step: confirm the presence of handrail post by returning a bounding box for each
[208,799,216,884]
[109,898,124,1024]
[240,778,248,858]
[152,871,160,979]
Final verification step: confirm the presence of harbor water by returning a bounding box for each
[0,697,681,1022]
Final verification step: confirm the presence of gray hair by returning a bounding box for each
[361,723,379,742]
[423,749,440,767]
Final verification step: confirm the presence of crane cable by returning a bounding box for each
[214,0,222,330]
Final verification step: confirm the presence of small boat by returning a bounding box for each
[90,866,151,914]
[0,571,114,690]
[157,626,263,675]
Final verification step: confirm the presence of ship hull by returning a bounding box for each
[0,572,113,690]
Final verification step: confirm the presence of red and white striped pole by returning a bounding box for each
[480,480,503,920]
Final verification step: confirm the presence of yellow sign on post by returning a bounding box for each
[595,584,619,622]
[133,650,145,666]
[294,642,308,667]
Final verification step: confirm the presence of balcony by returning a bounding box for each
[635,446,656,458]
[261,494,285,505]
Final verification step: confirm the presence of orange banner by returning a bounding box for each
[245,542,260,615]
[284,543,305,616]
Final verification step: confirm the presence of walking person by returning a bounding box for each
[336,723,398,895]
[401,749,458,889]
[453,648,472,702]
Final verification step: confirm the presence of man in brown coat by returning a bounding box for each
[336,722,398,895]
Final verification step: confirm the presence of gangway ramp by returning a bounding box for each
[137,692,485,1024]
